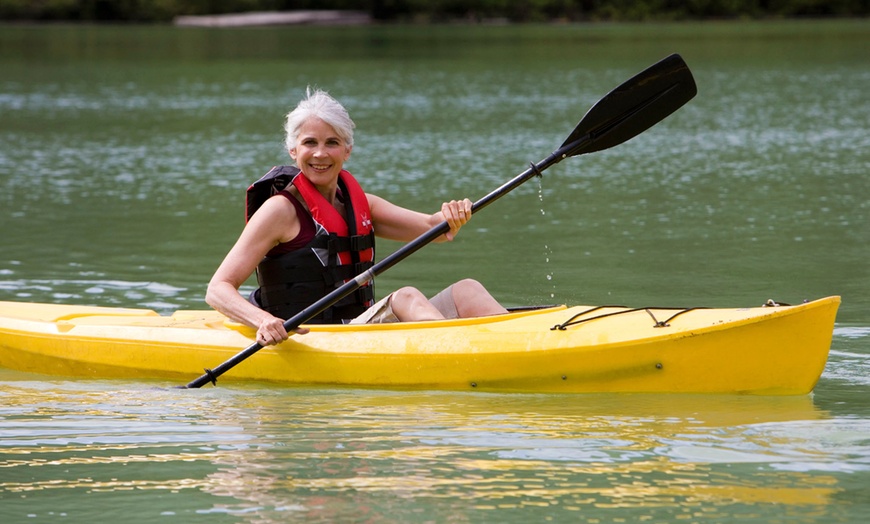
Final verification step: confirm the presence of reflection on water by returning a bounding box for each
[1,373,868,522]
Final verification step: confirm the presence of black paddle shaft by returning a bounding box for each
[183,53,697,389]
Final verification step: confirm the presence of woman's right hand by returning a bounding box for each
[255,315,309,346]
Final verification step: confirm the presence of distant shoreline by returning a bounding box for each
[173,10,372,28]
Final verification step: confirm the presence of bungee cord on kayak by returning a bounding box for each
[551,306,712,331]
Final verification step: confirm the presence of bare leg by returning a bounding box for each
[450,279,508,318]
[390,286,446,322]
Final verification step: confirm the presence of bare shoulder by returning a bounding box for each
[366,193,386,207]
[255,192,298,218]
[248,193,301,244]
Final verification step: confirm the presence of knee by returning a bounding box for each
[452,279,486,297]
[450,279,507,317]
[391,286,443,322]
[392,286,428,305]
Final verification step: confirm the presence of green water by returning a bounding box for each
[1,20,869,523]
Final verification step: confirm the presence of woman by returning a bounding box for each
[206,88,507,346]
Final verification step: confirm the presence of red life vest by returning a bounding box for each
[291,169,374,266]
[245,166,375,324]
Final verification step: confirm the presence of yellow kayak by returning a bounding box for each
[0,296,839,394]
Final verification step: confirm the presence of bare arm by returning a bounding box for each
[367,194,472,242]
[206,196,307,345]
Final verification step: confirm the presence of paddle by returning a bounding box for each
[182,53,697,389]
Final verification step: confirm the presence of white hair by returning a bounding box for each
[284,87,355,152]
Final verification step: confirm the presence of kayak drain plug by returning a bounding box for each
[656,363,663,370]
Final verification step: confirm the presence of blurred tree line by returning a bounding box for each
[1,0,866,22]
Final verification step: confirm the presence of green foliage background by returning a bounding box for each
[1,0,867,22]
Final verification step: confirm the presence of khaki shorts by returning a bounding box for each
[349,285,459,325]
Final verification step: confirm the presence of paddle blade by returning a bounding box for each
[559,54,696,158]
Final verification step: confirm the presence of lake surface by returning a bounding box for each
[1,20,869,523]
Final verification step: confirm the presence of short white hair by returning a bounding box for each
[284,87,355,152]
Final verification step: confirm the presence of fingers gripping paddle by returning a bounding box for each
[183,53,697,389]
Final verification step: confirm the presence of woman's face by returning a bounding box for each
[289,117,352,188]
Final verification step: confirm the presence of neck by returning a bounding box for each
[315,185,337,204]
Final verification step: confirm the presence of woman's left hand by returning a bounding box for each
[441,198,473,241]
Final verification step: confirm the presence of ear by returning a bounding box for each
[344,145,352,160]
[289,147,297,161]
